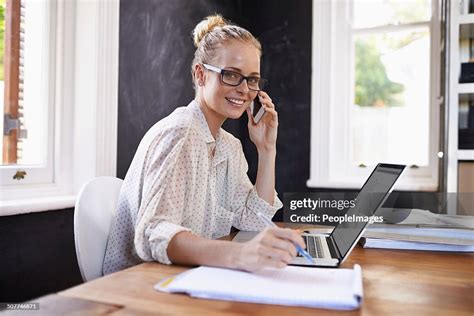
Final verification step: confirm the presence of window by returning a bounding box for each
[1,0,54,186]
[308,0,440,190]
[0,0,119,215]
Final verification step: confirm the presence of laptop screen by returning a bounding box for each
[331,164,405,258]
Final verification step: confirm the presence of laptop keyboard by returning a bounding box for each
[301,235,325,259]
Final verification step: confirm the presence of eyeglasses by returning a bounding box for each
[202,63,267,91]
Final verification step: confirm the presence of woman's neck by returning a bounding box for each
[195,97,226,139]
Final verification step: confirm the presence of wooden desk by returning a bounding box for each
[57,247,474,316]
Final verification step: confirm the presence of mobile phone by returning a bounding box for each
[250,95,265,123]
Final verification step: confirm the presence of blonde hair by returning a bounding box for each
[191,14,262,88]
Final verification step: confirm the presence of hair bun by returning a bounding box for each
[192,14,227,48]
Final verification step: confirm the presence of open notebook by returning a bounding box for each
[155,265,363,310]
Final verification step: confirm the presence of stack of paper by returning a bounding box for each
[361,223,474,252]
[155,265,363,310]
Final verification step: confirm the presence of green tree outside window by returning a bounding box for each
[354,39,404,107]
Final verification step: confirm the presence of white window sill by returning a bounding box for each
[0,195,76,216]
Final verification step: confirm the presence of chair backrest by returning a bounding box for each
[74,176,123,282]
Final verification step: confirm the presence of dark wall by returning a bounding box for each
[117,0,244,180]
[237,1,312,194]
[0,209,83,302]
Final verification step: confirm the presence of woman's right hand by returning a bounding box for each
[234,227,306,272]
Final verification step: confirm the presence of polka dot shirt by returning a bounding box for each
[103,100,283,275]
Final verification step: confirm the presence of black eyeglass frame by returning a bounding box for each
[202,63,267,91]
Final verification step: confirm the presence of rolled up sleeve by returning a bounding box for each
[145,221,191,264]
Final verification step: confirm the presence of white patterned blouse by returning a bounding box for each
[103,100,282,274]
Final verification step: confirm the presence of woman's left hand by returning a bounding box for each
[246,91,278,153]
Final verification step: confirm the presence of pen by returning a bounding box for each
[255,211,315,264]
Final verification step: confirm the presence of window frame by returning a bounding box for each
[1,0,55,186]
[308,0,441,191]
[0,0,119,215]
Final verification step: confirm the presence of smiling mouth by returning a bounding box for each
[225,97,246,106]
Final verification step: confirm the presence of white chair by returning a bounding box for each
[74,176,123,282]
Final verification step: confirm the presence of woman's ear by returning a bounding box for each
[194,63,205,86]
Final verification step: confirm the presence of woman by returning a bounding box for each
[103,15,305,274]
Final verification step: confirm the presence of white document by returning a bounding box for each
[155,265,363,310]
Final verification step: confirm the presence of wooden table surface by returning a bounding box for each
[56,247,474,316]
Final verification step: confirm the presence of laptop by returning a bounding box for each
[233,163,406,267]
